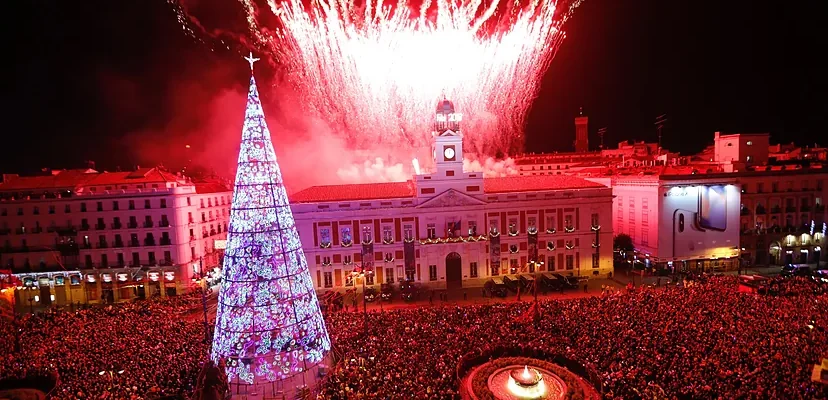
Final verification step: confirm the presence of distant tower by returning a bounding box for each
[574,107,589,152]
[211,53,331,397]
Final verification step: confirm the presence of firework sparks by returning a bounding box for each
[173,0,581,157]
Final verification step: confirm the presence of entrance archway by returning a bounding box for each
[445,252,463,290]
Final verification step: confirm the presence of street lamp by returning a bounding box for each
[349,269,373,332]
[99,368,124,389]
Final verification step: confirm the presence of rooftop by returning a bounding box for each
[290,175,605,203]
[0,167,184,192]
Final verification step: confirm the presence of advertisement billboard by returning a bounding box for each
[662,184,740,260]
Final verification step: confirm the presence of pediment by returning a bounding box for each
[417,188,486,208]
[438,129,459,137]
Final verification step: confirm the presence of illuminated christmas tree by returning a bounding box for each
[211,53,331,390]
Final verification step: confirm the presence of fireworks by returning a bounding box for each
[173,0,581,157]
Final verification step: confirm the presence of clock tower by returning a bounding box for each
[432,99,464,177]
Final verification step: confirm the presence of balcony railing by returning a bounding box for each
[770,207,781,214]
[144,239,156,246]
[801,205,811,212]
[158,221,170,228]
[95,224,106,230]
[98,242,108,249]
[128,222,138,229]
[111,222,123,229]
[15,228,26,234]
[143,221,154,228]
[740,208,750,216]
[785,206,797,213]
[0,228,10,235]
[113,241,124,248]
[130,240,140,247]
[31,227,43,234]
[160,238,171,246]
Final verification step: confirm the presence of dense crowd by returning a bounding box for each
[0,294,210,399]
[2,275,826,399]
[320,275,828,399]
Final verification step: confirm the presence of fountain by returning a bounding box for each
[505,366,547,399]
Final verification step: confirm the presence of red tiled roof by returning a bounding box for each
[290,181,415,203]
[0,168,182,192]
[195,182,232,194]
[483,175,606,193]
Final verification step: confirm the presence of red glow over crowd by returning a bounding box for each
[0,275,826,399]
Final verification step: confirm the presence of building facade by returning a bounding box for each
[0,167,231,309]
[290,100,614,293]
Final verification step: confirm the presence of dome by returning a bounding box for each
[436,99,456,115]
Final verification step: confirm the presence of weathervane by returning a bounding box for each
[244,51,260,71]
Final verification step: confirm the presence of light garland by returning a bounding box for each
[211,69,331,385]
[419,234,489,245]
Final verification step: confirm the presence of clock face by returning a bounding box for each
[444,147,456,160]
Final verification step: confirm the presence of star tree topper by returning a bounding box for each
[244,51,260,70]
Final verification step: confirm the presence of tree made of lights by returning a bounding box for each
[211,54,331,388]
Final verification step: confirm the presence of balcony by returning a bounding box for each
[0,228,10,235]
[143,221,154,228]
[158,221,170,228]
[130,240,140,247]
[160,260,173,266]
[770,207,781,214]
[15,228,26,234]
[160,238,171,246]
[785,206,797,213]
[81,243,92,249]
[801,205,811,212]
[144,239,156,246]
[740,208,750,216]
[113,241,124,248]
[111,222,122,229]
[128,222,138,229]
[755,207,767,215]
[31,227,43,234]
[98,242,108,249]
[79,224,90,231]
[189,236,196,242]
[202,232,209,238]
[95,223,106,230]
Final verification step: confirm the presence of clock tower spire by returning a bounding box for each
[432,98,463,177]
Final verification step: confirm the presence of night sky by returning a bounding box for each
[7,0,827,175]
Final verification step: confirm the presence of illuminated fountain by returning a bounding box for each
[507,366,546,399]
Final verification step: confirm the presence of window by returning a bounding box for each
[191,247,196,260]
[565,255,574,270]
[345,272,354,286]
[80,203,87,212]
[33,206,39,215]
[591,213,599,227]
[527,217,537,234]
[112,201,119,211]
[385,267,394,284]
[148,251,156,264]
[641,228,649,246]
[547,255,556,270]
[323,272,333,288]
[546,215,556,233]
[187,197,191,206]
[64,205,70,213]
[429,265,438,281]
[188,212,193,224]
[144,200,151,209]
[468,221,477,236]
[98,235,106,247]
[341,228,352,246]
[83,235,90,247]
[564,215,574,231]
[117,253,125,267]
[772,182,779,192]
[48,205,55,214]
[343,255,352,265]
[469,262,478,278]
[85,255,93,268]
[94,202,102,211]
[403,224,413,241]
[382,226,393,243]
[642,212,648,226]
[208,211,213,220]
[427,223,436,239]
[489,220,499,235]
[508,218,518,235]
[0,208,5,217]
[319,228,331,247]
[321,256,331,266]
[200,199,205,208]
[132,252,140,267]
[128,200,135,210]
[208,198,212,207]
[160,199,167,208]
[201,212,206,222]
[642,198,648,210]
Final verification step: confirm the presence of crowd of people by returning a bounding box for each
[0,294,210,399]
[320,275,828,399]
[1,275,826,399]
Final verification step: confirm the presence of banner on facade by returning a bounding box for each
[490,233,501,274]
[361,241,374,273]
[528,231,539,268]
[404,239,415,276]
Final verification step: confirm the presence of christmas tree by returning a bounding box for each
[211,54,331,388]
